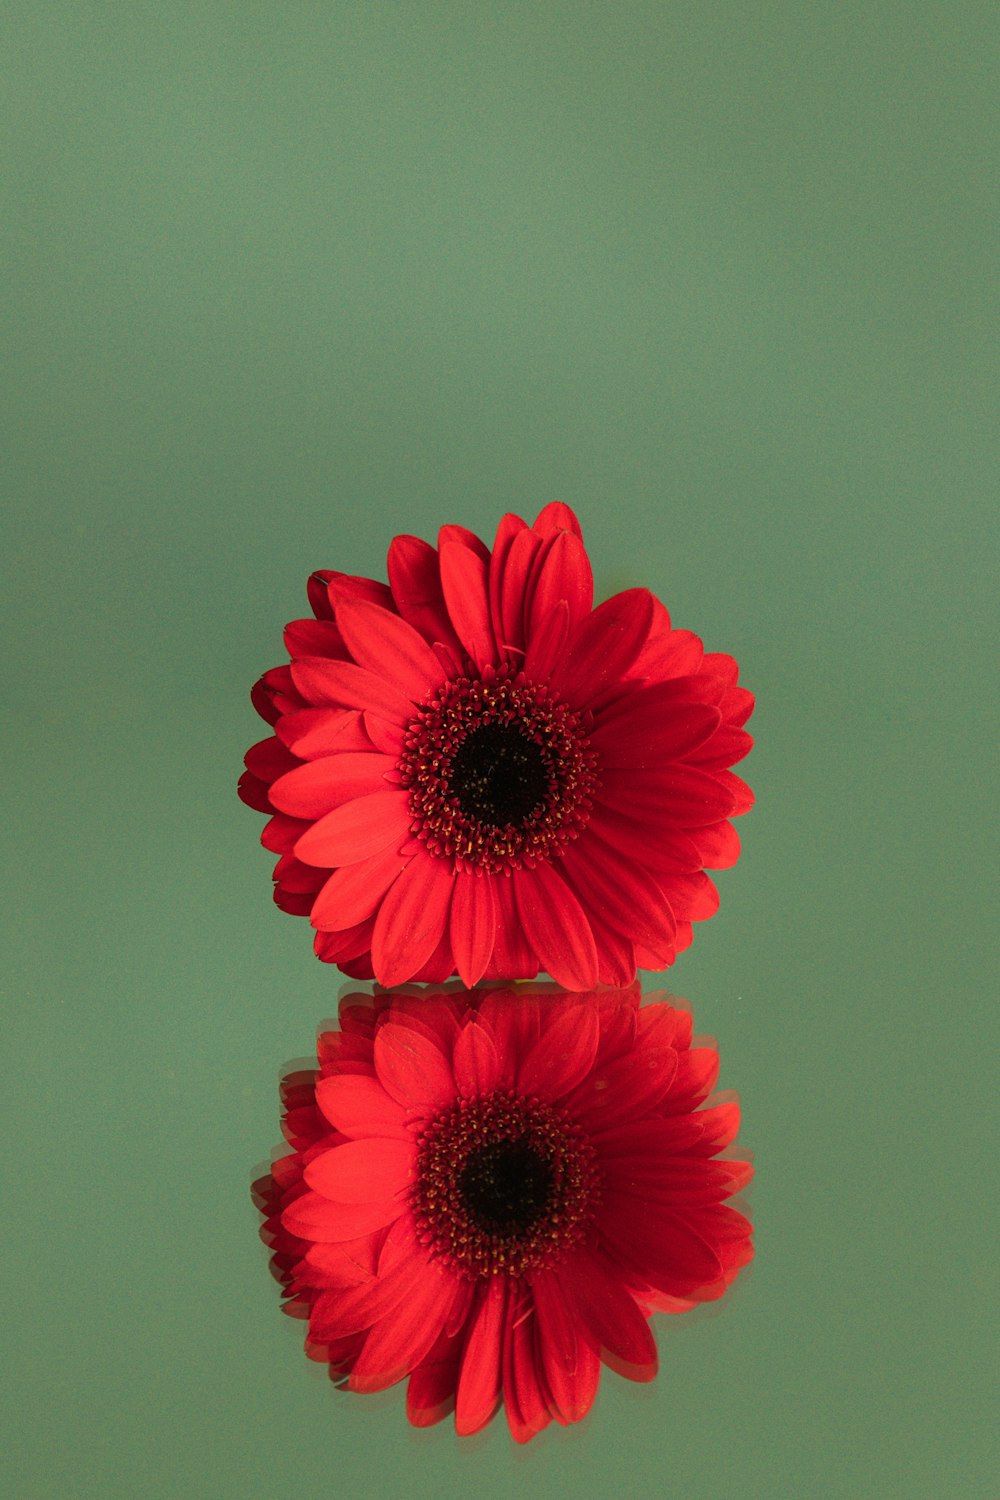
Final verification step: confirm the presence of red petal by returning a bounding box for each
[598,1136,751,1202]
[455,1280,507,1436]
[526,529,593,645]
[485,870,540,980]
[439,540,496,671]
[373,1020,456,1111]
[688,1203,754,1250]
[244,734,297,783]
[302,1237,379,1291]
[406,1331,462,1429]
[613,899,676,965]
[370,852,455,986]
[276,707,371,759]
[659,870,720,922]
[645,1158,753,1205]
[290,657,415,723]
[715,769,755,814]
[570,1045,679,1133]
[238,770,271,812]
[274,887,316,917]
[261,812,307,854]
[314,919,375,963]
[284,618,346,659]
[270,752,396,819]
[310,845,411,929]
[477,989,541,1091]
[560,833,677,953]
[363,711,405,756]
[249,677,281,729]
[325,572,395,611]
[637,627,704,679]
[488,512,528,657]
[687,723,754,769]
[560,1249,657,1379]
[530,1270,578,1377]
[590,695,721,768]
[350,1263,460,1393]
[673,918,694,954]
[387,534,463,666]
[307,569,337,620]
[449,868,498,988]
[315,1074,410,1139]
[585,906,637,986]
[598,764,736,827]
[379,996,462,1055]
[663,1047,721,1112]
[594,1113,703,1157]
[273,852,324,892]
[452,1019,501,1098]
[513,862,599,990]
[598,1192,724,1293]
[251,665,301,725]
[497,527,543,659]
[516,1004,600,1101]
[688,1099,742,1156]
[409,924,456,983]
[720,683,755,728]
[294,789,411,867]
[532,501,583,538]
[502,1285,552,1443]
[531,1273,601,1424]
[438,522,490,562]
[550,589,656,707]
[638,1001,693,1050]
[693,820,741,869]
[631,671,724,706]
[305,1138,416,1203]
[522,597,570,682]
[335,598,445,699]
[310,1248,424,1339]
[587,805,702,873]
[700,651,739,685]
[281,1188,405,1242]
[445,1276,477,1338]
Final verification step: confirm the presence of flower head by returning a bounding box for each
[239,504,754,988]
[253,985,753,1441]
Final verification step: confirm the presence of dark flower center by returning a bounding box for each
[413,1089,599,1279]
[397,668,599,874]
[457,1134,555,1234]
[448,723,550,828]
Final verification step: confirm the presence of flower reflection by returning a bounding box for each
[239,503,754,988]
[253,983,753,1441]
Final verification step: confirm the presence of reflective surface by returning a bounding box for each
[253,983,752,1442]
[3,3,995,1496]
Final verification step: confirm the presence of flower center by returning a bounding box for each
[413,1091,599,1278]
[397,667,598,874]
[448,722,549,827]
[458,1134,554,1235]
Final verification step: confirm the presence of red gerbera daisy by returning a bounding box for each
[239,504,754,988]
[253,985,753,1442]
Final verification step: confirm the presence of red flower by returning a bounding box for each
[253,985,753,1442]
[239,504,754,988]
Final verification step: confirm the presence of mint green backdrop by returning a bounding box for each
[3,4,995,1497]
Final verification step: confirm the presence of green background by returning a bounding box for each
[3,4,995,1496]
